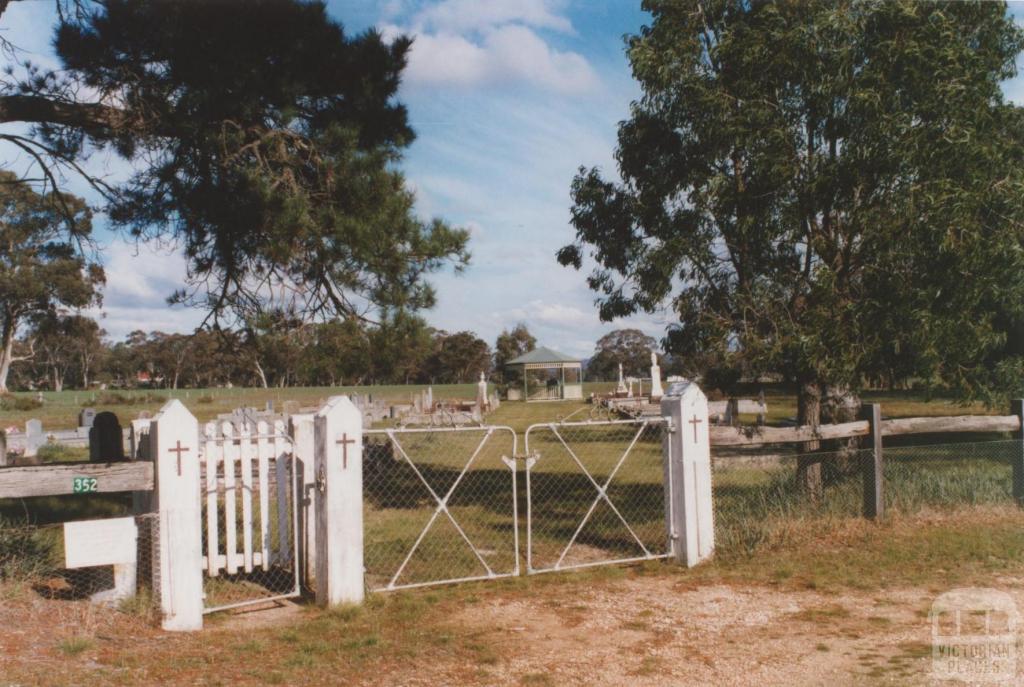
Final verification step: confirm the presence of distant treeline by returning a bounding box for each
[4,312,674,392]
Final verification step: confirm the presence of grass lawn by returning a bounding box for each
[1,506,1022,686]
[1,382,1002,432]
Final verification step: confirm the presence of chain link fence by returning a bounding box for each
[363,426,518,591]
[712,438,1021,558]
[524,419,669,573]
[0,512,160,620]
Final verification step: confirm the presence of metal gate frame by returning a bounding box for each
[363,425,519,592]
[200,424,302,614]
[523,417,671,575]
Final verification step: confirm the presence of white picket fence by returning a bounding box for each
[200,421,294,577]
[76,384,714,632]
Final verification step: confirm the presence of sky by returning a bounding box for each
[3,1,1024,358]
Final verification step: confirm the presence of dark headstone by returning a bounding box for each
[89,411,125,462]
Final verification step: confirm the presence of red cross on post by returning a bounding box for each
[336,433,356,469]
[168,440,190,476]
[689,414,703,443]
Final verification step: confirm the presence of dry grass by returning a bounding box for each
[1,507,1021,686]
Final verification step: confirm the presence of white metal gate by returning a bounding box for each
[199,420,301,613]
[524,418,670,574]
[362,426,519,591]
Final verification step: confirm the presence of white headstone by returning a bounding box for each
[660,380,714,567]
[649,351,664,400]
[616,363,627,394]
[477,372,488,410]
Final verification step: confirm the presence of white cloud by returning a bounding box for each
[88,239,204,339]
[411,0,573,35]
[382,0,597,95]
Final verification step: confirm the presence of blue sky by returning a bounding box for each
[4,1,1024,358]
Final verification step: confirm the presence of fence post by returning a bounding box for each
[289,412,317,591]
[1012,399,1024,506]
[861,403,884,519]
[660,380,714,566]
[314,396,364,606]
[149,399,203,631]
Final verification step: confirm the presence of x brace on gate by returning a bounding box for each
[382,428,498,590]
[546,421,654,570]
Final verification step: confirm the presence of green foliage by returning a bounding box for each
[562,0,1024,409]
[494,324,536,382]
[586,328,657,381]
[0,518,54,581]
[0,394,42,411]
[0,172,103,392]
[9,1,468,323]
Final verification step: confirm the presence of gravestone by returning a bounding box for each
[79,407,97,429]
[649,352,664,401]
[616,363,627,395]
[266,400,274,412]
[90,412,125,462]
[24,419,44,458]
[425,386,433,408]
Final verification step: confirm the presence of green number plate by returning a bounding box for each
[72,477,98,493]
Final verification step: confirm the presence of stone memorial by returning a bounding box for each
[79,407,97,429]
[24,419,44,458]
[90,411,125,462]
[649,352,664,401]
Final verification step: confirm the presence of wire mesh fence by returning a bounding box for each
[524,419,669,573]
[883,439,1018,513]
[712,438,1021,557]
[199,423,301,613]
[0,512,160,619]
[362,426,518,591]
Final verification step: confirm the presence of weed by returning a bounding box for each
[57,636,93,656]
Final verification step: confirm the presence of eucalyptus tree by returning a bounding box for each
[560,0,1024,491]
[0,172,103,392]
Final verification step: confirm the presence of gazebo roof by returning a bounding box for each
[507,346,580,366]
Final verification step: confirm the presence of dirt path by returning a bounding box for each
[371,576,1024,687]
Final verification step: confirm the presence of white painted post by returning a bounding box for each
[314,396,363,606]
[289,412,317,589]
[149,399,203,631]
[661,380,715,567]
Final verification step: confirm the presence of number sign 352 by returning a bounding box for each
[72,477,98,493]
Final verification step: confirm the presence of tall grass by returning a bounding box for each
[712,440,1016,558]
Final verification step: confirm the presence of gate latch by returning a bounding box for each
[316,465,327,494]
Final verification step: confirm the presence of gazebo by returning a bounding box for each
[506,346,583,401]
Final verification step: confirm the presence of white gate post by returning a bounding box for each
[149,399,203,631]
[314,396,364,606]
[661,380,715,566]
[289,412,317,590]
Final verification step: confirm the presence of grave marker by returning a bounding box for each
[24,419,44,458]
[89,411,125,462]
[79,407,97,429]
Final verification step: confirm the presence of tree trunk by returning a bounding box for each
[0,328,13,394]
[825,384,862,476]
[253,359,268,389]
[52,366,64,393]
[796,380,823,501]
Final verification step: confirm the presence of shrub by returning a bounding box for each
[0,519,54,582]
[0,395,43,411]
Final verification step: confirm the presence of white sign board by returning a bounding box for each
[64,516,138,568]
